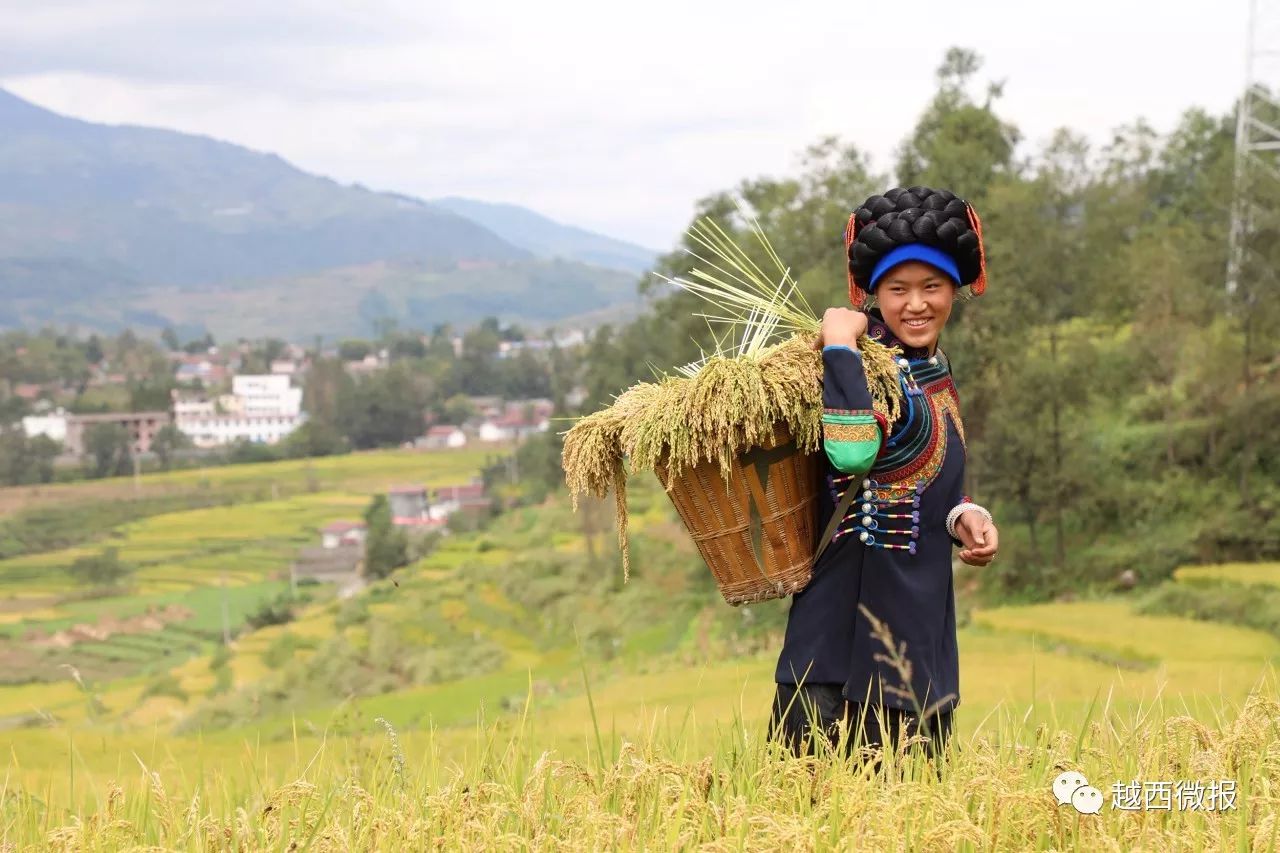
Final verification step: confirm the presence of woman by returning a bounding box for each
[771,186,999,760]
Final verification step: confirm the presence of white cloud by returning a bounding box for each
[0,0,1251,248]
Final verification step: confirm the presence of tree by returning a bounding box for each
[501,350,552,398]
[151,424,193,471]
[895,47,1019,204]
[456,321,502,395]
[387,334,426,361]
[83,423,132,479]
[363,495,409,580]
[560,48,1280,603]
[83,335,104,365]
[27,435,59,483]
[341,363,433,449]
[182,332,215,354]
[437,393,476,426]
[281,420,349,458]
[0,429,58,486]
[160,327,180,352]
[338,339,372,361]
[129,378,174,411]
[303,357,356,429]
[427,324,457,360]
[68,547,131,588]
[227,439,281,465]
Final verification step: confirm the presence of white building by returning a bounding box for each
[416,425,467,449]
[173,398,216,419]
[554,329,586,348]
[476,399,553,443]
[21,410,68,444]
[232,374,302,417]
[174,374,305,448]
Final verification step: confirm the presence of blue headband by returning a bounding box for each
[868,244,961,291]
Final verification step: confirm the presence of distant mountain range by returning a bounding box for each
[432,197,657,274]
[0,89,658,338]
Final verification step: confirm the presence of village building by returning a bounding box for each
[431,481,493,521]
[173,355,231,386]
[62,411,171,456]
[387,485,438,528]
[416,425,467,449]
[343,353,386,377]
[320,520,367,549]
[465,395,504,419]
[475,399,553,442]
[384,480,490,528]
[173,374,305,448]
[21,409,68,444]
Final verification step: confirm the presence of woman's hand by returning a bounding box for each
[814,308,868,350]
[955,512,999,567]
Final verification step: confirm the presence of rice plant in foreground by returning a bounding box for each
[12,676,1280,851]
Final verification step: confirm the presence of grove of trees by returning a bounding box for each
[543,47,1280,602]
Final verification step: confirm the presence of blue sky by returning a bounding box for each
[0,0,1253,249]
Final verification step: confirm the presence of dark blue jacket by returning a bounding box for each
[775,314,965,715]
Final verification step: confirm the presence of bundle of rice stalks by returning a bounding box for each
[562,212,902,593]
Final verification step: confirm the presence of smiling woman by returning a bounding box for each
[771,185,1001,763]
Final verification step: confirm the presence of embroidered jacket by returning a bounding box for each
[775,310,969,713]
[820,334,966,550]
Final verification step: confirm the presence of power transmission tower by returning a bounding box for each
[1228,0,1280,295]
[1226,0,1280,506]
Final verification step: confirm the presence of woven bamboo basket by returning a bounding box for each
[654,422,822,606]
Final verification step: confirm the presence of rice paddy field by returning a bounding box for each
[0,454,1278,850]
[0,448,491,709]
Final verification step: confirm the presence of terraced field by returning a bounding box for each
[0,448,492,517]
[1173,561,1280,588]
[0,448,490,692]
[2,459,1278,848]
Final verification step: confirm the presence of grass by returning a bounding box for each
[3,664,1278,849]
[1175,562,1280,588]
[971,601,1280,665]
[3,588,1279,849]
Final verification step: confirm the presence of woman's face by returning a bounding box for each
[874,261,957,353]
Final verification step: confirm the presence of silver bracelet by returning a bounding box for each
[946,502,992,539]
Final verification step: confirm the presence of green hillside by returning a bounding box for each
[0,89,644,335]
[0,89,523,279]
[134,257,642,340]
